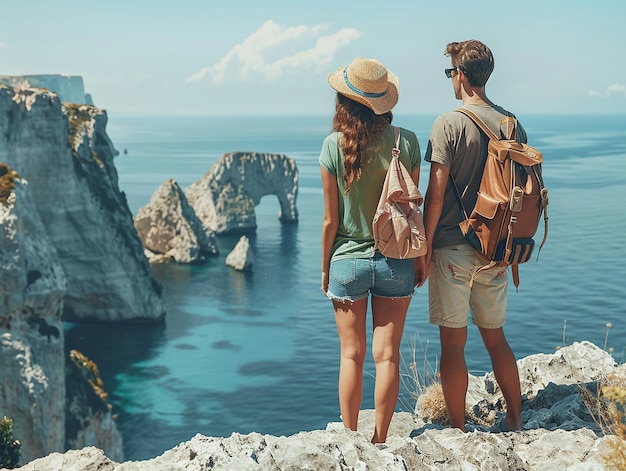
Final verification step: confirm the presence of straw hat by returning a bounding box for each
[328,57,399,115]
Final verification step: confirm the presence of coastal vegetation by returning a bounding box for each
[63,103,104,167]
[0,163,19,205]
[581,374,626,469]
[580,322,626,469]
[601,382,626,468]
[0,416,21,469]
[69,349,110,406]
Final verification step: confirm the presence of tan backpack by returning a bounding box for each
[372,127,427,259]
[450,108,549,289]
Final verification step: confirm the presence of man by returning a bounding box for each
[423,39,524,432]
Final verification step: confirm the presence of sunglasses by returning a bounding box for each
[444,67,458,79]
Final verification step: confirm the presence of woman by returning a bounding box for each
[319,57,427,444]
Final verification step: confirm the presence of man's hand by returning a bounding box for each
[413,255,428,288]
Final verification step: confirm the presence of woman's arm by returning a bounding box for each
[411,167,427,287]
[320,167,339,294]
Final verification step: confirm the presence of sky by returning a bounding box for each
[2,0,625,117]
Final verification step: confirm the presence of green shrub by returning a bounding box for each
[0,416,21,469]
[0,163,19,205]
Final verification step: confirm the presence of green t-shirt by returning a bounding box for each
[425,104,527,250]
[319,124,421,261]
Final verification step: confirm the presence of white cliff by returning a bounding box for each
[10,342,626,470]
[0,74,93,105]
[0,170,67,463]
[0,168,123,464]
[134,178,219,264]
[185,151,298,234]
[0,84,165,322]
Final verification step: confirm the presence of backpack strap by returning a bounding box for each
[448,174,470,223]
[456,108,500,141]
[392,126,400,157]
[456,108,518,141]
[448,109,494,214]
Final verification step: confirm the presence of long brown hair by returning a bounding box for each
[332,93,391,193]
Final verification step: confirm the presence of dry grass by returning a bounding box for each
[399,332,439,413]
[562,320,626,468]
[415,383,448,424]
[580,372,626,470]
[398,331,457,426]
[600,378,626,470]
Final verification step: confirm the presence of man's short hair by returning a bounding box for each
[445,40,494,87]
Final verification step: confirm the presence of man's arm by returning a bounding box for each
[423,162,450,267]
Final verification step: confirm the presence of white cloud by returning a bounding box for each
[589,83,626,98]
[0,41,7,49]
[605,83,626,97]
[186,20,361,84]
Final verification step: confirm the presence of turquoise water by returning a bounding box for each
[64,114,626,460]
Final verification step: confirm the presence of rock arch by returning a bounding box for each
[185,152,298,234]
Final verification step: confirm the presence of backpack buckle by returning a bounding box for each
[510,186,524,212]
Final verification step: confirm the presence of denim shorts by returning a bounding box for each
[326,252,415,302]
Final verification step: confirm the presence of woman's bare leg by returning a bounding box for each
[333,298,368,431]
[370,296,410,444]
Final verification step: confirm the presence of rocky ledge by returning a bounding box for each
[10,341,626,470]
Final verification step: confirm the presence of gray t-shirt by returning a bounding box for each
[425,103,527,249]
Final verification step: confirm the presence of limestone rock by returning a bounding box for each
[185,152,298,234]
[460,341,618,431]
[65,350,123,463]
[14,427,618,471]
[11,447,117,471]
[1,334,65,464]
[0,172,123,464]
[0,85,165,322]
[134,178,219,263]
[0,74,93,105]
[0,169,67,322]
[515,340,617,398]
[0,172,67,463]
[225,236,254,271]
[13,341,626,470]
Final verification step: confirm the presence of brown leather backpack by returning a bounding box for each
[450,108,549,289]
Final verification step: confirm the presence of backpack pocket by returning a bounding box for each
[458,192,503,258]
[495,237,535,264]
[474,191,500,219]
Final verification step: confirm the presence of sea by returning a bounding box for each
[63,113,626,461]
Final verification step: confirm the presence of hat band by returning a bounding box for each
[343,68,387,98]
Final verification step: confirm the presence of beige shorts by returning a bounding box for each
[429,244,509,329]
